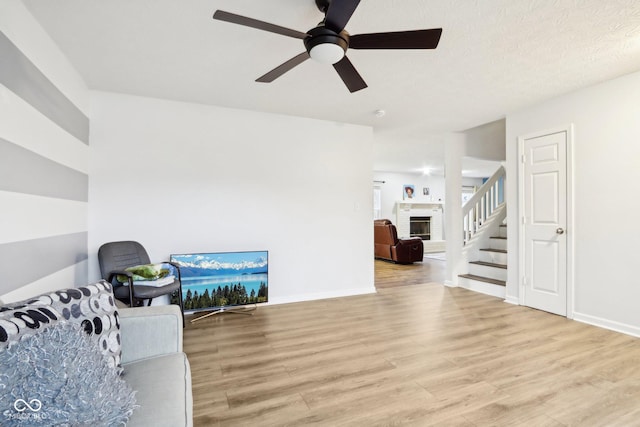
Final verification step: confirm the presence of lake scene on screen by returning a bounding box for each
[170,251,268,311]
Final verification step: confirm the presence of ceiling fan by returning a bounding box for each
[213,0,442,93]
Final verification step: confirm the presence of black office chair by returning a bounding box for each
[98,241,184,325]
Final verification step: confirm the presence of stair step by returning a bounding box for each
[490,236,507,240]
[458,274,506,287]
[470,260,507,269]
[480,248,507,254]
[468,261,508,281]
[478,250,507,265]
[487,236,507,251]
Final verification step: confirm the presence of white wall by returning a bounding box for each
[372,171,445,221]
[372,171,485,221]
[445,134,466,286]
[464,119,506,161]
[0,1,89,302]
[506,70,640,336]
[88,91,375,305]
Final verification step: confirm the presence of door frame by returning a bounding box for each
[517,124,575,318]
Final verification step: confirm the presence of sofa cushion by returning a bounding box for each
[0,322,136,426]
[123,353,193,427]
[0,280,122,368]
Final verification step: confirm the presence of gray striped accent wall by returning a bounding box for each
[0,28,89,298]
[0,233,88,291]
[0,32,89,144]
[0,138,88,202]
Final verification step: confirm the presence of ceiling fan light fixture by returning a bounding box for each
[309,43,345,64]
[304,26,349,64]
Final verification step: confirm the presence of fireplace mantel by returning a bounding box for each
[396,200,443,208]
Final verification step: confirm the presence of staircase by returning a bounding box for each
[457,165,507,299]
[459,222,507,298]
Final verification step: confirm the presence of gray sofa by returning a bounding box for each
[119,305,193,427]
[0,282,192,426]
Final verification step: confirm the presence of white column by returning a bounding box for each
[444,133,465,287]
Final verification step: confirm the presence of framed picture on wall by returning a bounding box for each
[403,185,415,199]
[423,187,430,196]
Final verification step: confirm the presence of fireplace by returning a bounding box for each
[396,202,444,252]
[410,216,431,240]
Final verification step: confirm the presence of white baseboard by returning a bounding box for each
[504,296,519,305]
[572,311,640,338]
[444,280,456,288]
[267,287,377,306]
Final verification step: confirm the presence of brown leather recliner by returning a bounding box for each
[374,219,424,264]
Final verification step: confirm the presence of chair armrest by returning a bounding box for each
[392,238,424,263]
[118,305,183,364]
[396,237,423,246]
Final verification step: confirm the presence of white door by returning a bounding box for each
[521,130,568,316]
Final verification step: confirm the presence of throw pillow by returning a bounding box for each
[0,322,137,426]
[0,281,121,368]
[116,263,170,283]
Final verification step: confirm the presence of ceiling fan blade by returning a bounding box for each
[333,56,367,93]
[213,10,308,40]
[324,0,361,33]
[256,52,310,83]
[350,28,443,49]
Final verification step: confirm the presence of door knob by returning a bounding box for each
[556,228,565,235]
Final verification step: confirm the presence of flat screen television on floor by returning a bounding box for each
[169,251,268,316]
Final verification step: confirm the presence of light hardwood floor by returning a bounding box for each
[184,260,640,426]
[374,257,447,288]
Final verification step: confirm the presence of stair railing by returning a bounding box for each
[462,165,505,244]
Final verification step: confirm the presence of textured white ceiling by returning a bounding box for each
[22,0,640,175]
